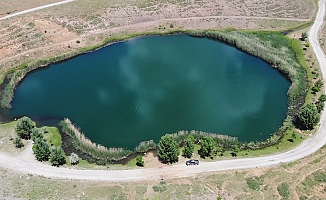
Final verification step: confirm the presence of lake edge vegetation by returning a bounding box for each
[3,28,323,165]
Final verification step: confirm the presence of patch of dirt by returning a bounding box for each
[143,151,165,168]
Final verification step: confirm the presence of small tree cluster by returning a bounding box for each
[297,103,320,130]
[157,134,179,164]
[301,32,308,41]
[15,116,35,139]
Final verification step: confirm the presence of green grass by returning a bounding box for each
[43,126,62,147]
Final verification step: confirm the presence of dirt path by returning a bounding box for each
[0,0,75,20]
[0,0,325,182]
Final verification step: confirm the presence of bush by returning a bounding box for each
[136,156,144,167]
[33,139,51,161]
[13,136,24,148]
[69,152,79,165]
[319,94,326,102]
[277,182,290,198]
[152,185,167,193]
[246,177,263,190]
[15,116,35,139]
[313,171,326,182]
[297,103,320,130]
[50,146,66,166]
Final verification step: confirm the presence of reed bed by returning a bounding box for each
[59,118,132,161]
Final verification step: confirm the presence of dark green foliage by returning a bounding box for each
[301,32,308,40]
[31,128,43,142]
[312,86,320,93]
[319,94,326,102]
[152,185,167,193]
[13,136,23,148]
[157,134,180,164]
[199,136,215,157]
[246,177,263,190]
[33,139,51,161]
[313,170,326,182]
[316,101,324,113]
[135,156,144,167]
[315,79,323,89]
[182,135,195,158]
[297,103,320,130]
[277,182,290,198]
[15,116,35,139]
[50,146,66,166]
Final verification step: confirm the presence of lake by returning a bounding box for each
[10,35,290,149]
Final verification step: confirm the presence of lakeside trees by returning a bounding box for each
[15,116,35,140]
[182,135,195,158]
[157,134,180,164]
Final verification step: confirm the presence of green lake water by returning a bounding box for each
[9,35,290,149]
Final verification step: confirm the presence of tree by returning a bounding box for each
[50,146,66,166]
[157,134,180,164]
[136,156,144,166]
[15,116,35,140]
[182,135,195,158]
[33,139,50,161]
[13,136,23,148]
[199,136,215,157]
[69,152,79,165]
[301,32,308,40]
[297,103,320,130]
[31,128,43,142]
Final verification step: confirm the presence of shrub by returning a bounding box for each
[246,177,263,190]
[15,116,35,139]
[50,146,66,166]
[135,156,144,167]
[297,103,320,130]
[152,185,167,193]
[33,139,51,161]
[313,171,326,182]
[69,152,79,165]
[319,94,326,102]
[277,182,290,197]
[13,136,24,148]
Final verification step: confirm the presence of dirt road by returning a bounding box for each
[0,0,325,182]
[0,0,75,20]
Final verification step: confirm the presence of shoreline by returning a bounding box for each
[0,29,309,163]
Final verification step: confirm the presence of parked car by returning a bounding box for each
[186,159,199,166]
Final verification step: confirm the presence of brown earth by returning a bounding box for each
[0,0,316,80]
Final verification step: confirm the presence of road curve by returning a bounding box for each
[0,0,75,20]
[0,0,326,182]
